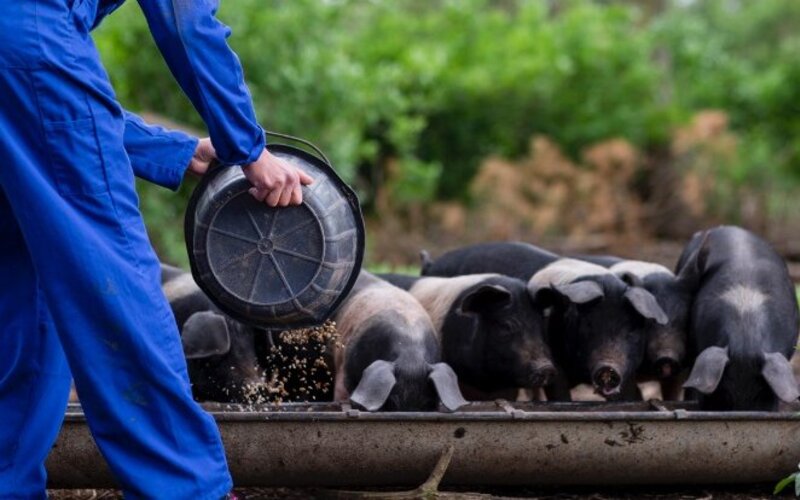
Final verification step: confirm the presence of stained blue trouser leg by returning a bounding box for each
[0,190,72,499]
[0,3,232,498]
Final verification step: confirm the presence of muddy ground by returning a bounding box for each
[47,484,790,499]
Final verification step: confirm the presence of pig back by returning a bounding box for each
[423,242,559,280]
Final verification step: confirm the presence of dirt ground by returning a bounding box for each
[47,484,788,499]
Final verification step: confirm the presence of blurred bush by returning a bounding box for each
[92,0,800,265]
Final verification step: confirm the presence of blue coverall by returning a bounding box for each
[0,0,266,497]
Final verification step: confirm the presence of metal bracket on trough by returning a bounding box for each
[674,409,689,420]
[341,402,361,418]
[496,399,526,419]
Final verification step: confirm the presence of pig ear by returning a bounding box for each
[458,284,512,315]
[677,231,710,291]
[683,346,729,394]
[181,311,231,359]
[528,281,604,307]
[428,363,468,412]
[533,281,604,307]
[350,360,397,411]
[624,287,668,325]
[762,352,800,403]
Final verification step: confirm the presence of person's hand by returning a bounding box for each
[242,149,314,207]
[187,137,216,177]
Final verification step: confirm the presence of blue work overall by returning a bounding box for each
[0,0,265,497]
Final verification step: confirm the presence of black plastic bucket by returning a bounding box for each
[185,132,364,329]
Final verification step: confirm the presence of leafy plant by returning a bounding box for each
[90,0,800,263]
[774,464,799,496]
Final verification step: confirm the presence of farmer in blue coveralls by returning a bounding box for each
[0,0,313,497]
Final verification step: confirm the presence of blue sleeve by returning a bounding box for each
[123,110,197,191]
[136,0,265,166]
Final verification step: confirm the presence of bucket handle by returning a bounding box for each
[265,130,332,167]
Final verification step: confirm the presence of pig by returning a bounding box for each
[573,254,624,268]
[530,259,668,400]
[676,226,800,411]
[380,273,556,395]
[569,255,695,400]
[421,242,559,279]
[606,260,695,400]
[161,264,269,404]
[333,271,466,412]
[422,243,668,400]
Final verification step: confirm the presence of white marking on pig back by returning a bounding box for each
[335,280,433,346]
[720,285,768,314]
[333,280,435,388]
[610,261,674,279]
[529,259,611,287]
[409,274,500,332]
[163,273,200,302]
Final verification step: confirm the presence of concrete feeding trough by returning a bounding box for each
[46,401,800,489]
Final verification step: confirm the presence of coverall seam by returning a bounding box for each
[33,0,42,67]
[168,137,197,190]
[26,69,59,196]
[128,116,161,137]
[86,95,113,196]
[84,101,151,284]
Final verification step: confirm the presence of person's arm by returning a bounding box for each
[123,110,197,191]
[136,0,264,167]
[136,0,313,205]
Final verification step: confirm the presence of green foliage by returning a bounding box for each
[653,0,800,186]
[91,0,800,262]
[365,262,420,276]
[95,0,672,188]
[774,469,799,496]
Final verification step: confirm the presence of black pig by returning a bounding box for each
[333,272,466,412]
[421,242,559,278]
[530,259,667,400]
[677,226,800,411]
[571,255,695,400]
[381,273,555,395]
[161,264,268,404]
[422,243,667,400]
[607,260,695,400]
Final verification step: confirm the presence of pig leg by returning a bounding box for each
[544,369,573,402]
[660,370,688,401]
[334,368,350,402]
[620,378,644,401]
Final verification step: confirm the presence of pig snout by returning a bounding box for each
[592,365,623,398]
[524,362,556,388]
[654,356,681,379]
[647,330,685,376]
